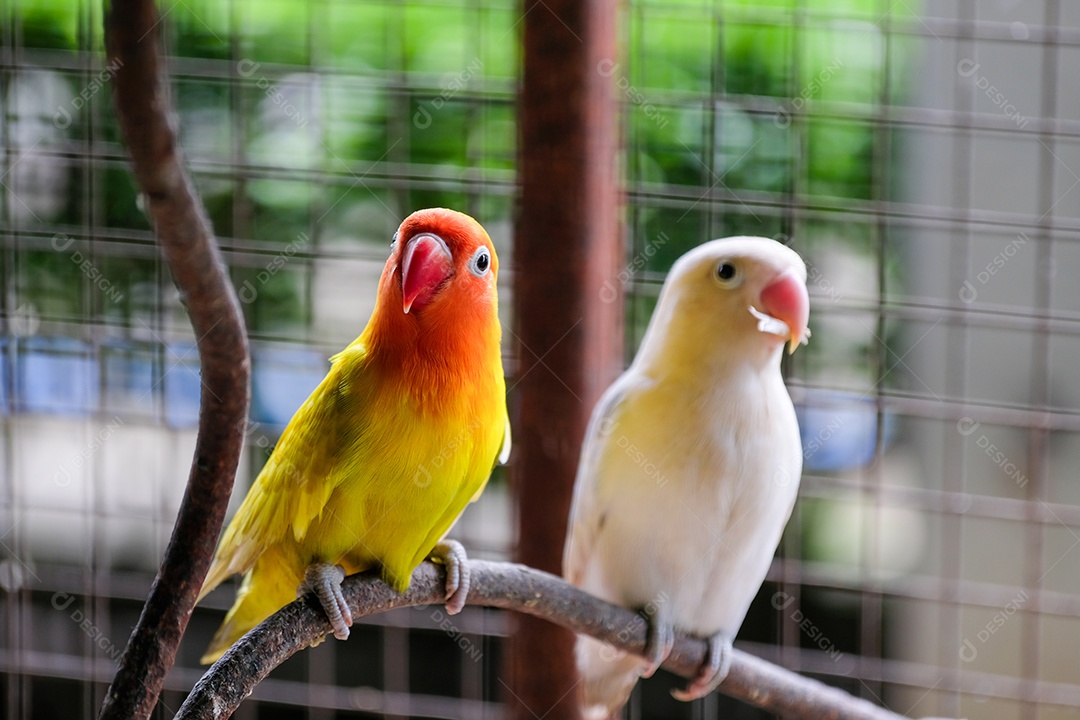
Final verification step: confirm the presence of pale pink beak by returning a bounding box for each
[758,269,810,354]
[401,234,453,314]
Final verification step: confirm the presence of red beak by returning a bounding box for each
[401,234,454,314]
[760,269,810,354]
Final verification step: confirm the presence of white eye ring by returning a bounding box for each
[714,260,742,288]
[469,247,492,277]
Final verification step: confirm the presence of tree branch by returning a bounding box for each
[99,1,251,718]
[176,560,911,720]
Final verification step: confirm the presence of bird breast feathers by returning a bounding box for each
[210,362,503,575]
[586,366,802,523]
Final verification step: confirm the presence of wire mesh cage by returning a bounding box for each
[2,0,1079,718]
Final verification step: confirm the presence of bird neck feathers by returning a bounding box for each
[356,290,502,410]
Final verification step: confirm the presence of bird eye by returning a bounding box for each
[715,261,741,287]
[469,247,492,277]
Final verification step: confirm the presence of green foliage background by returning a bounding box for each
[5,0,914,348]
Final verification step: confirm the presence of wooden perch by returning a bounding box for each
[99,1,251,718]
[176,560,910,720]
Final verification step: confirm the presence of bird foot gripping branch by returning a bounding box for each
[298,563,352,641]
[670,632,734,701]
[298,542,471,645]
[639,575,735,700]
[429,539,472,615]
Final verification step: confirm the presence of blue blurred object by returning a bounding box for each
[251,347,327,431]
[19,336,98,415]
[163,342,203,427]
[3,337,892,470]
[4,335,327,431]
[0,338,9,414]
[795,389,895,473]
[100,339,157,416]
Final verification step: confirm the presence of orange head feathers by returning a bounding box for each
[396,209,498,315]
[364,208,502,380]
[386,208,494,313]
[378,209,498,314]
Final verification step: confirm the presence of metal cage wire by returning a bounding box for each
[1,0,1078,719]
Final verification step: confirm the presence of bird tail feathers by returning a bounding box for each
[576,634,649,720]
[196,554,235,605]
[199,548,299,664]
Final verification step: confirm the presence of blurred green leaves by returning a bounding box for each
[7,0,914,343]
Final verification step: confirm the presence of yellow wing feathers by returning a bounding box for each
[198,363,362,603]
[198,350,507,662]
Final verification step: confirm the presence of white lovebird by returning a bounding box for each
[564,236,810,717]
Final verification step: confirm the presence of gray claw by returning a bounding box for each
[430,539,470,615]
[298,562,352,641]
[641,604,675,678]
[671,632,732,701]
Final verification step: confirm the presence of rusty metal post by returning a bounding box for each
[506,0,621,718]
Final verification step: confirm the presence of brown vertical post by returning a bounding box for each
[506,0,621,718]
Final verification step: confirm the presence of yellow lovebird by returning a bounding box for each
[197,208,510,664]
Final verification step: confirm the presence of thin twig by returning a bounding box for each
[176,560,910,720]
[99,1,251,718]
